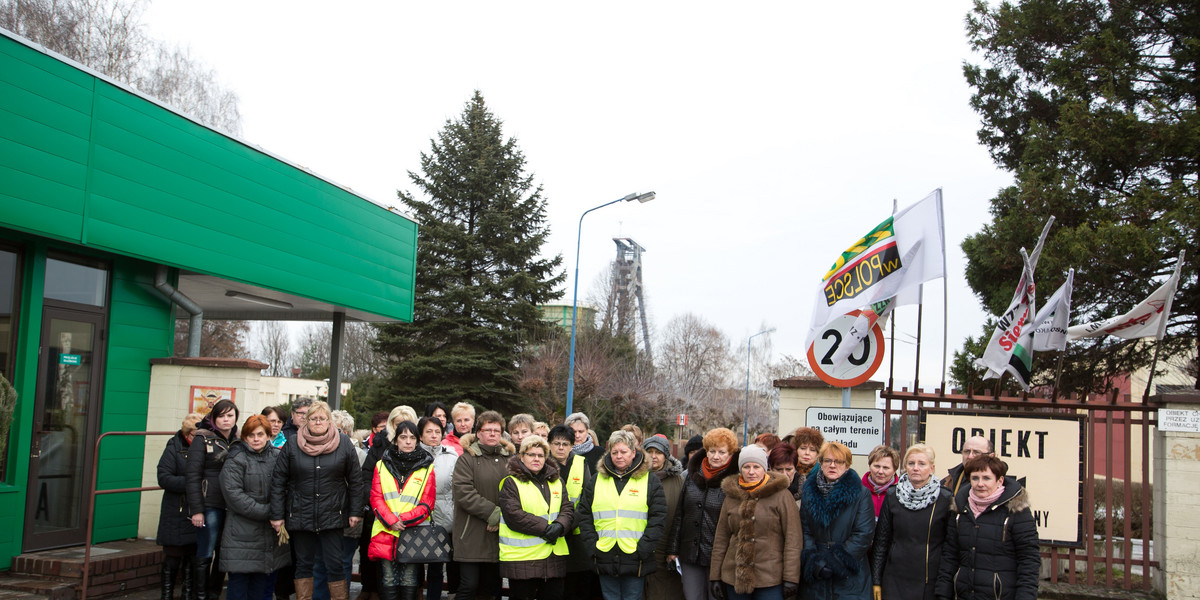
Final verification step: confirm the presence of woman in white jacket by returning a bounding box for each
[418,416,458,600]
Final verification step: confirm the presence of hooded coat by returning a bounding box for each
[666,447,742,567]
[871,483,953,600]
[935,478,1038,600]
[710,472,803,594]
[800,469,876,600]
[268,432,364,532]
[576,450,668,578]
[451,432,517,563]
[218,444,291,573]
[156,431,197,547]
[186,424,239,513]
[497,454,574,580]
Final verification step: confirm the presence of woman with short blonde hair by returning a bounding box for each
[269,401,364,600]
[871,444,951,600]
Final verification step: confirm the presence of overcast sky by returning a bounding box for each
[141,1,1013,391]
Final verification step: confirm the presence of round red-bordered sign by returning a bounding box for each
[806,310,886,387]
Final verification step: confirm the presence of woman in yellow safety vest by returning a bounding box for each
[547,424,595,597]
[578,430,668,600]
[367,420,436,600]
[497,435,575,600]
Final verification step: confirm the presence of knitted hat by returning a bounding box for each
[643,434,671,456]
[683,434,704,457]
[738,445,769,471]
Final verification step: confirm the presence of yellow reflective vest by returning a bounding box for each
[369,464,431,540]
[590,471,650,554]
[498,476,569,562]
[563,457,586,534]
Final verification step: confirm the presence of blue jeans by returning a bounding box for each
[598,575,644,600]
[381,560,420,588]
[227,573,270,600]
[195,508,226,560]
[341,535,357,585]
[726,584,782,600]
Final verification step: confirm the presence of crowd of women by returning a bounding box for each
[154,399,1040,600]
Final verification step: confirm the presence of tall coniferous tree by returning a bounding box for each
[375,92,565,413]
[952,0,1198,393]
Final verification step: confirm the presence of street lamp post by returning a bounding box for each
[566,191,656,418]
[744,327,776,445]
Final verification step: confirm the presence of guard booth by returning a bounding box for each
[0,28,417,568]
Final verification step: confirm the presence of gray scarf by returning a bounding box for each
[896,473,941,510]
[573,437,594,455]
[814,469,837,496]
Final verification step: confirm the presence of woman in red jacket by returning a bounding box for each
[369,420,437,600]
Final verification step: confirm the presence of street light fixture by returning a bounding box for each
[744,327,776,445]
[565,191,656,417]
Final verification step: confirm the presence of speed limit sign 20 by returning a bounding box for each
[806,310,885,387]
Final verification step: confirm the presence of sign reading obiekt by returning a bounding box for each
[805,407,884,455]
[1159,409,1200,433]
[921,410,1085,546]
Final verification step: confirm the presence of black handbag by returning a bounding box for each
[394,523,451,563]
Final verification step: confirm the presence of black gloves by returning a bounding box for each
[784,581,800,598]
[543,522,565,542]
[710,581,726,600]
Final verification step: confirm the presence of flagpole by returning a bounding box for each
[1053,354,1064,400]
[1142,249,1186,402]
[938,189,948,395]
[914,285,923,392]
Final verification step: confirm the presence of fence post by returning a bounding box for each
[1152,391,1200,599]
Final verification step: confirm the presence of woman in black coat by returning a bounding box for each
[269,401,364,600]
[666,427,741,600]
[186,399,240,600]
[871,444,953,600]
[935,457,1038,600]
[220,415,291,600]
[800,442,875,600]
[158,413,203,600]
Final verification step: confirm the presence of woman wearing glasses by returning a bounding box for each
[498,435,574,600]
[800,442,875,600]
[269,401,365,600]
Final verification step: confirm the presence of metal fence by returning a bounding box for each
[880,385,1157,590]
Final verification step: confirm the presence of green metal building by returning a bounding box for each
[0,28,417,567]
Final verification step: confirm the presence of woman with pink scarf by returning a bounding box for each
[935,456,1038,600]
[863,446,900,519]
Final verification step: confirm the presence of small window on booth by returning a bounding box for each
[44,253,108,308]
[0,246,21,481]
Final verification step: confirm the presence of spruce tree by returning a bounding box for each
[953,1,1198,393]
[375,92,565,414]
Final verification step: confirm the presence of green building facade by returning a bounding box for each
[0,29,417,566]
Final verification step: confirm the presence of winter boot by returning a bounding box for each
[192,558,211,600]
[328,580,349,600]
[294,579,315,600]
[161,556,180,600]
[180,556,195,600]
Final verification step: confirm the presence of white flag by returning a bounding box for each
[1030,270,1074,352]
[806,189,945,350]
[974,217,1055,379]
[1067,252,1184,341]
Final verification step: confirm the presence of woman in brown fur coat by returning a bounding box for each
[709,445,802,600]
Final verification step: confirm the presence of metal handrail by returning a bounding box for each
[81,430,176,600]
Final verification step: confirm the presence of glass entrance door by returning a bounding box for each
[23,308,106,550]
